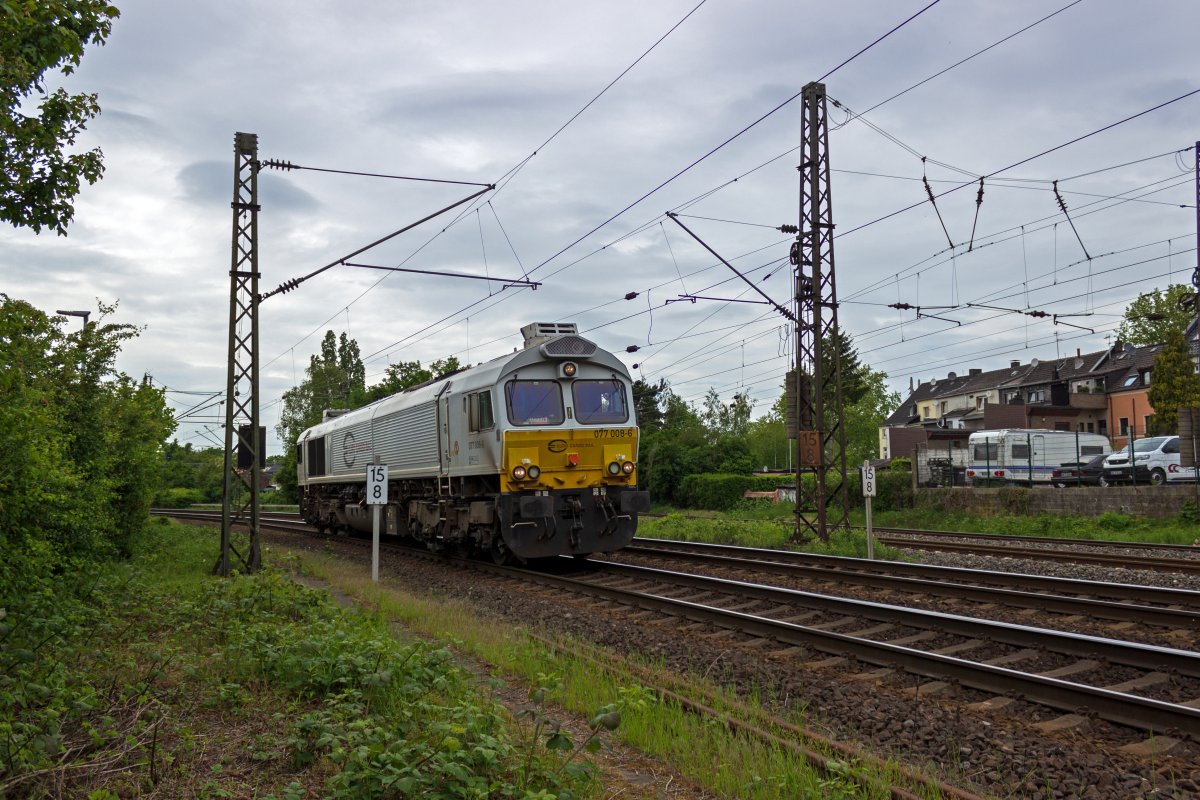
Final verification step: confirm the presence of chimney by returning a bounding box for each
[1010,360,1020,369]
[1076,348,1081,358]
[969,368,982,377]
[908,376,914,392]
[1113,339,1123,353]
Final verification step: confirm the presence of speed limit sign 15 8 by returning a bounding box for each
[367,464,389,505]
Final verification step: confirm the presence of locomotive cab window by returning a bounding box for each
[469,390,494,432]
[572,379,629,424]
[505,380,564,426]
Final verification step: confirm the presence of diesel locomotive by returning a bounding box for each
[295,322,651,561]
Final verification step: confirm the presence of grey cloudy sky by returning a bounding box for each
[3,0,1198,454]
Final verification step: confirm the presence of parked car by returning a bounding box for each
[1050,452,1108,488]
[1100,436,1187,486]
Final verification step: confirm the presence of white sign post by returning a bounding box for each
[861,460,877,560]
[367,462,388,582]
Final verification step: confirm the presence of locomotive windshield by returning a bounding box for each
[505,380,565,426]
[572,379,629,424]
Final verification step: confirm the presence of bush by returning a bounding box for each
[152,487,204,508]
[1095,511,1133,531]
[872,470,913,512]
[676,473,794,511]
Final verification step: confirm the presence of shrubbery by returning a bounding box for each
[0,525,600,797]
[676,473,795,511]
[672,469,912,513]
[152,487,204,508]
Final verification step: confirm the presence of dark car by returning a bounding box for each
[1051,452,1108,488]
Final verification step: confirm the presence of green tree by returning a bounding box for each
[1115,285,1195,346]
[0,295,173,557]
[363,355,462,403]
[1147,329,1200,435]
[825,328,868,405]
[637,388,709,503]
[631,378,667,432]
[700,387,754,438]
[842,366,901,467]
[158,442,226,502]
[1,1,120,234]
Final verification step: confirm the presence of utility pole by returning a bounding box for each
[217,132,262,576]
[793,81,848,542]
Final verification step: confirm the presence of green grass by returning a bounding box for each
[289,545,945,799]
[1,520,599,799]
[641,503,907,560]
[647,499,1200,550]
[865,507,1200,545]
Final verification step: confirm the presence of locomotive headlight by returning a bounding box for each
[512,465,527,480]
[607,461,621,475]
[561,361,578,377]
[527,465,541,480]
[621,461,635,475]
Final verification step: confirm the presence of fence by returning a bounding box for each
[913,442,970,488]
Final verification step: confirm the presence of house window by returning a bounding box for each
[1098,420,1107,435]
[1028,389,1045,403]
[1086,422,1094,433]
[922,406,931,419]
[1141,370,1151,386]
[1054,422,1070,431]
[939,401,947,415]
[1078,423,1085,432]
[1144,415,1152,435]
[1119,417,1129,435]
[976,396,986,409]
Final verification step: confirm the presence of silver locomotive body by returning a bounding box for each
[296,323,650,560]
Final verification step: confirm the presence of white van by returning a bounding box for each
[967,429,1111,486]
[1100,436,1199,486]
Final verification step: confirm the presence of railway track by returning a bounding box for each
[158,508,1200,743]
[875,529,1200,575]
[616,538,1200,631]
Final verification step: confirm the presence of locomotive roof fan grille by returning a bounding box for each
[521,322,598,359]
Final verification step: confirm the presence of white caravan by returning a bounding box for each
[966,429,1112,486]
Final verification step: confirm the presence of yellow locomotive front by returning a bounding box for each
[492,331,650,560]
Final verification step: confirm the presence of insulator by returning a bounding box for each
[624,291,639,300]
[626,345,640,353]
[779,224,799,234]
[789,241,801,266]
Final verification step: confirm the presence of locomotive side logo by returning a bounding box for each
[547,439,568,453]
[343,432,356,467]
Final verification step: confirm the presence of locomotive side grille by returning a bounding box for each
[541,335,597,358]
[372,403,439,471]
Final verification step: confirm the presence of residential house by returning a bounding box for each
[878,342,1168,458]
[1102,343,1162,449]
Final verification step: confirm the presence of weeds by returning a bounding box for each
[0,523,598,798]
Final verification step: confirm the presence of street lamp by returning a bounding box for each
[56,309,90,327]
